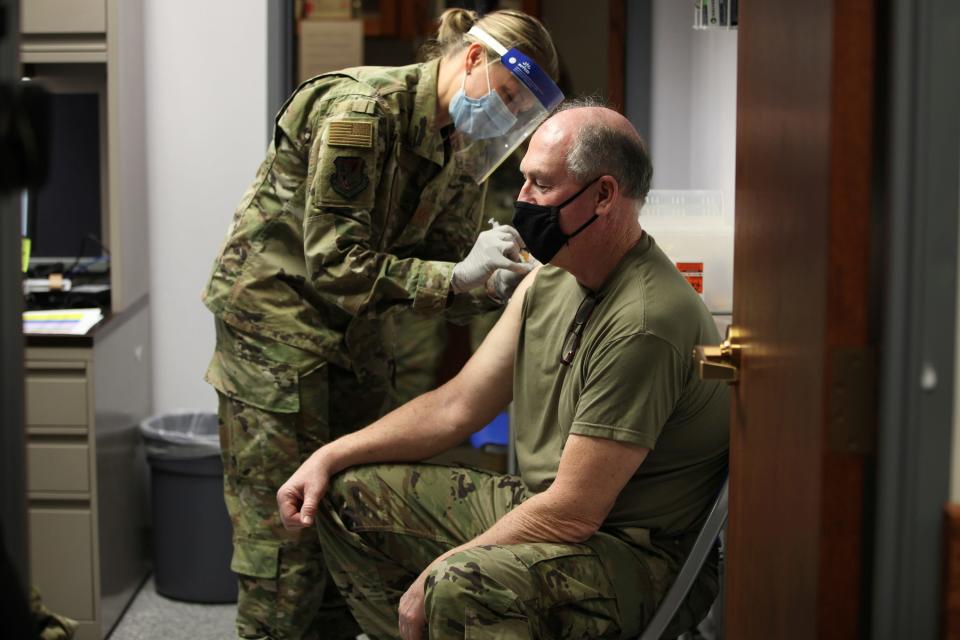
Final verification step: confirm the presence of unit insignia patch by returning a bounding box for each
[330,156,369,199]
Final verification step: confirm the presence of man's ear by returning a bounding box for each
[595,176,619,216]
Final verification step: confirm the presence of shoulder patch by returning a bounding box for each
[350,98,378,115]
[330,156,370,199]
[327,120,374,148]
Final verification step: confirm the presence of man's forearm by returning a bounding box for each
[418,433,644,578]
[278,382,482,530]
[316,382,478,477]
[484,491,601,544]
[421,489,601,580]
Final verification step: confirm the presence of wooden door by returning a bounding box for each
[725,0,877,637]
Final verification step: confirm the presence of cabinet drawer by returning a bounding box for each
[27,442,90,493]
[21,0,106,34]
[26,371,89,429]
[29,507,95,621]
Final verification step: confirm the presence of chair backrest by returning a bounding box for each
[637,476,729,640]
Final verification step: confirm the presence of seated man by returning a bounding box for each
[277,101,730,640]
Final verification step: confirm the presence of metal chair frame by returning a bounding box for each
[637,477,729,640]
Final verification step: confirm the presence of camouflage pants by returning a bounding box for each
[212,321,392,639]
[316,464,718,640]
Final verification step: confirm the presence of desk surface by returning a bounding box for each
[25,294,148,348]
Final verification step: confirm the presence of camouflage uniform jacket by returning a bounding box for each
[203,59,489,384]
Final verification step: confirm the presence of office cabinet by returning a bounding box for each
[26,302,151,640]
[21,0,106,34]
[17,3,151,637]
[27,442,91,493]
[29,508,97,621]
[26,363,89,428]
[19,0,148,313]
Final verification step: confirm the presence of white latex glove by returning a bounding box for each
[451,225,528,294]
[486,256,539,303]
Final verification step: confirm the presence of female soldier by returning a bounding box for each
[202,8,562,640]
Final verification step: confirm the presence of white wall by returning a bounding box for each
[145,0,268,412]
[649,0,737,217]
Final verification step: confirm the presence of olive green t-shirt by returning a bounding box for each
[513,232,729,542]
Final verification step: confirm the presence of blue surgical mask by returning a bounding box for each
[449,58,517,140]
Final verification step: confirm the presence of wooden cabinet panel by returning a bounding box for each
[29,507,96,621]
[26,370,88,429]
[362,0,398,36]
[21,0,106,34]
[27,442,90,493]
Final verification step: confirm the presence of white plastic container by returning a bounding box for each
[639,190,734,315]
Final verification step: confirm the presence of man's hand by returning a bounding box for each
[277,450,331,529]
[398,571,429,640]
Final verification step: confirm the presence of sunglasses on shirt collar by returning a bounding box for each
[560,293,600,366]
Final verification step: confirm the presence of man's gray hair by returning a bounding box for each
[555,97,653,202]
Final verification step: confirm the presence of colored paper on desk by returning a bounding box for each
[23,308,103,335]
[21,238,30,273]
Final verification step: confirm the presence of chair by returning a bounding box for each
[470,410,518,474]
[469,411,510,452]
[637,477,729,640]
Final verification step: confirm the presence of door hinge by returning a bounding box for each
[828,346,877,455]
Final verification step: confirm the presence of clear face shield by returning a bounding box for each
[450,26,564,184]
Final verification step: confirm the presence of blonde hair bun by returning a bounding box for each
[425,8,559,82]
[436,8,480,49]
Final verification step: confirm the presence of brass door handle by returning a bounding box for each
[694,326,742,383]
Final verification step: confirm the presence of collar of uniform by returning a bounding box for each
[409,57,446,166]
[594,231,654,297]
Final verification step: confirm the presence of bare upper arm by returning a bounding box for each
[443,268,540,429]
[545,433,650,536]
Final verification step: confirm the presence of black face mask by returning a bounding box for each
[512,176,601,264]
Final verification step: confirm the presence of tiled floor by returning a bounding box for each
[108,578,371,640]
[108,576,235,640]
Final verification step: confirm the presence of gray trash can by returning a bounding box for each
[140,412,237,603]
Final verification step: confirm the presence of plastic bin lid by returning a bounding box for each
[140,411,221,459]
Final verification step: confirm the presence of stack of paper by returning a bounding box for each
[23,308,104,335]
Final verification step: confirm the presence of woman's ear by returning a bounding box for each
[595,176,619,216]
[464,42,485,74]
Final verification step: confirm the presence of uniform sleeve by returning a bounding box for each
[443,287,501,325]
[300,95,456,320]
[570,332,685,449]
